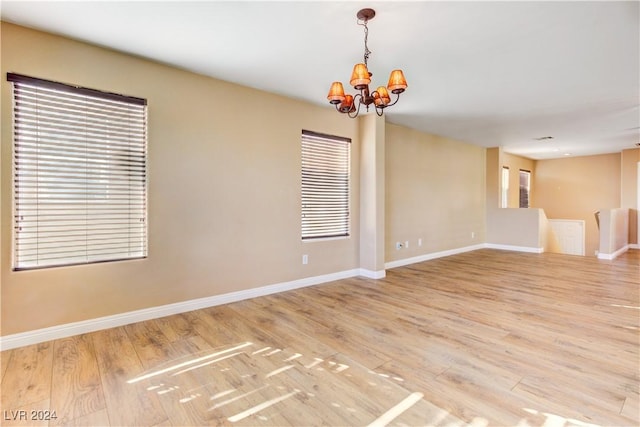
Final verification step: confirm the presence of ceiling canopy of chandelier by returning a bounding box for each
[327,8,408,118]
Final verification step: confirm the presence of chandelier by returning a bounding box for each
[327,8,408,118]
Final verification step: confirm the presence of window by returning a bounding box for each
[501,166,509,208]
[301,130,350,240]
[519,169,531,208]
[8,73,148,270]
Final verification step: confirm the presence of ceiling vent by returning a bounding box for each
[534,136,554,141]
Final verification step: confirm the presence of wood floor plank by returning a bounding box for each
[199,305,289,350]
[124,320,225,426]
[0,349,12,385]
[226,300,340,360]
[268,292,393,368]
[225,350,371,426]
[124,319,179,369]
[621,393,639,420]
[177,310,239,349]
[92,327,167,426]
[512,374,629,424]
[66,408,110,426]
[155,346,302,426]
[49,334,105,425]
[232,294,392,368]
[152,313,200,343]
[0,342,53,411]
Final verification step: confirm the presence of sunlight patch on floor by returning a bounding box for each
[127,341,253,383]
[367,392,424,427]
[227,389,301,422]
[523,407,602,427]
[126,341,460,425]
[609,304,640,310]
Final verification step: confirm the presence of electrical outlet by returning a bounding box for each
[396,242,403,250]
[302,254,308,264]
[418,238,422,246]
[405,240,409,248]
[471,231,475,239]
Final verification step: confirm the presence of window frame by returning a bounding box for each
[8,73,148,270]
[301,129,351,241]
[501,166,510,208]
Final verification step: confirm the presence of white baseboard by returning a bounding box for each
[597,244,629,260]
[385,244,485,269]
[0,268,362,351]
[358,269,386,279]
[484,243,544,254]
[385,243,546,270]
[629,243,639,250]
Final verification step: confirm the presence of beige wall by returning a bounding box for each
[487,208,545,250]
[534,153,621,257]
[486,147,502,210]
[385,124,486,261]
[621,148,639,244]
[501,153,536,208]
[598,208,629,255]
[1,23,362,335]
[539,210,562,253]
[486,149,558,251]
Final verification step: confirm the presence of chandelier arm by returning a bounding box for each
[347,93,364,118]
[375,106,384,117]
[385,92,402,108]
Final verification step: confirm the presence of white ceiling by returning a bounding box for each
[2,1,639,159]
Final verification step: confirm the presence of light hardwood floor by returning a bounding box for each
[1,249,638,426]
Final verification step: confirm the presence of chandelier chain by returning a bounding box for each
[359,19,372,67]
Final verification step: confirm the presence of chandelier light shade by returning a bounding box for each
[339,95,355,114]
[327,8,407,118]
[327,82,346,103]
[374,86,390,106]
[387,70,408,93]
[350,63,371,89]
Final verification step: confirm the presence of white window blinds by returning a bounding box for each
[301,130,350,240]
[8,73,148,270]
